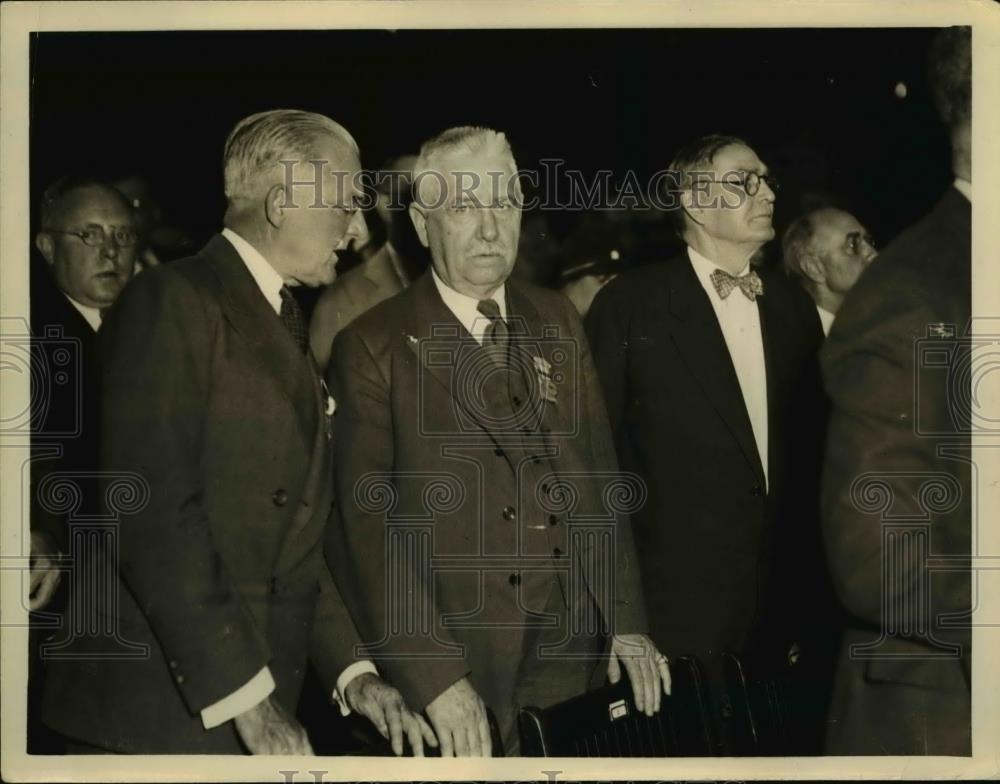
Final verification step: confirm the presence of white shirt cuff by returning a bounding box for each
[331,661,379,717]
[200,666,275,729]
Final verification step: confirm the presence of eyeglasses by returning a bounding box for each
[845,231,876,256]
[46,225,139,248]
[697,171,780,196]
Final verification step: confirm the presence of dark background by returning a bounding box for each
[30,27,952,263]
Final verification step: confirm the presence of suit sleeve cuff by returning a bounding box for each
[331,660,379,717]
[200,666,275,729]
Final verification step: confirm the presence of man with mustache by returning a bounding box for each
[586,135,826,753]
[327,126,668,756]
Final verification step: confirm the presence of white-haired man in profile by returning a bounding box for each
[781,207,878,336]
[327,126,669,756]
[42,109,435,756]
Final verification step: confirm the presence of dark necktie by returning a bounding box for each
[709,268,764,301]
[476,298,508,365]
[278,285,309,355]
[477,297,508,344]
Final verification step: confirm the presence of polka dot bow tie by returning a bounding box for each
[710,268,764,301]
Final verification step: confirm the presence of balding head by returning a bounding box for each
[782,207,877,313]
[35,177,138,308]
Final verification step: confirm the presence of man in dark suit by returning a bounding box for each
[327,126,669,757]
[586,135,826,753]
[29,178,139,607]
[820,27,972,755]
[41,110,432,755]
[310,154,425,374]
[28,178,139,753]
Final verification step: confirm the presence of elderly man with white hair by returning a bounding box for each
[41,109,435,756]
[781,207,878,336]
[327,126,668,757]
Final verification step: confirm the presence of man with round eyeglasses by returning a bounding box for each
[26,178,140,751]
[586,134,827,754]
[34,177,139,329]
[782,207,879,337]
[29,177,139,569]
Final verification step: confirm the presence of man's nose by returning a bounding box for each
[477,206,500,240]
[757,180,776,203]
[100,233,121,260]
[862,239,878,262]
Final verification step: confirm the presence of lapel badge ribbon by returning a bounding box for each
[534,355,558,404]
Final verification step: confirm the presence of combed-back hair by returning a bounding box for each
[222,109,358,201]
[412,126,519,207]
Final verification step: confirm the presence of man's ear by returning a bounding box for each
[264,184,287,229]
[35,233,55,266]
[799,253,827,285]
[408,202,430,249]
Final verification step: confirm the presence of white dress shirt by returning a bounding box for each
[816,305,835,338]
[687,246,769,487]
[431,266,507,344]
[64,294,102,332]
[953,177,971,202]
[201,230,376,729]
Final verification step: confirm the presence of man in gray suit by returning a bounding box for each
[327,126,669,757]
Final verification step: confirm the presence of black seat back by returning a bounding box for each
[518,656,714,757]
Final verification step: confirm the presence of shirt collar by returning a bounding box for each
[430,266,507,345]
[816,305,836,337]
[221,227,285,315]
[687,245,752,302]
[63,293,102,333]
[953,178,971,202]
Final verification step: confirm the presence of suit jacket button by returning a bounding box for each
[502,506,516,521]
[509,573,521,586]
[176,674,185,685]
[750,484,763,497]
[168,660,178,670]
[272,489,288,506]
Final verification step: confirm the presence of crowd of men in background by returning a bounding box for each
[26,26,970,757]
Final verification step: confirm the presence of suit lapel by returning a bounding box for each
[665,255,766,483]
[405,271,550,444]
[405,272,492,428]
[205,235,317,445]
[506,281,556,434]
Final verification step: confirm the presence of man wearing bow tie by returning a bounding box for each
[327,126,667,756]
[41,110,432,755]
[586,135,826,753]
